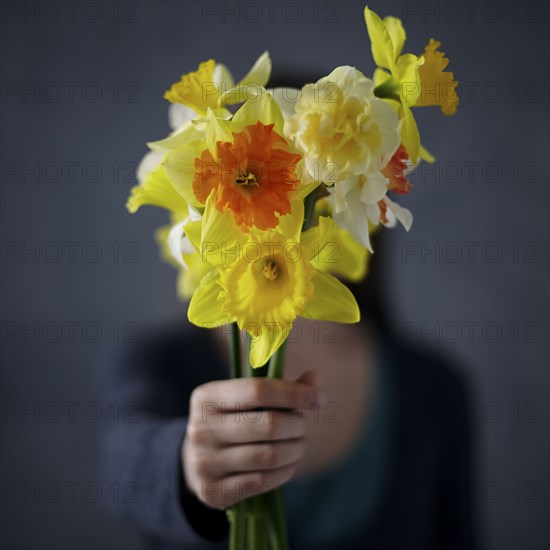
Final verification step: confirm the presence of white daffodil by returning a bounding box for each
[327,170,412,252]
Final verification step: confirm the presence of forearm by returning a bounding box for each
[100,414,228,544]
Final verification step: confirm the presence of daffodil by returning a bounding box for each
[164,51,272,124]
[192,121,301,231]
[187,195,360,367]
[126,153,210,300]
[126,163,188,218]
[364,5,459,163]
[134,52,272,184]
[324,143,413,252]
[326,175,412,253]
[125,8,462,548]
[285,66,400,184]
[163,90,315,234]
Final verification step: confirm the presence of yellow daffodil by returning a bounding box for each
[164,51,272,118]
[133,52,272,186]
[126,163,188,218]
[364,5,459,163]
[415,38,459,115]
[187,195,360,367]
[126,154,215,300]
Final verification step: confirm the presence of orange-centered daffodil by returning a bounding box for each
[193,122,301,231]
[163,90,313,235]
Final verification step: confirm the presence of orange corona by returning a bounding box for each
[193,122,301,231]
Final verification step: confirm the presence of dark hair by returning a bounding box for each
[346,231,391,333]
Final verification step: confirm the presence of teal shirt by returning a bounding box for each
[285,352,392,547]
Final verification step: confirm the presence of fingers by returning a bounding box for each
[184,372,322,509]
[210,438,306,477]
[190,373,325,415]
[187,408,307,445]
[197,463,298,509]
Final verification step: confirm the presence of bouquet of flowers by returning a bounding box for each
[127,4,458,549]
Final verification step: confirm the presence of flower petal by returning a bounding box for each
[137,150,163,182]
[220,51,272,105]
[301,216,338,261]
[213,63,235,91]
[204,109,233,159]
[231,90,285,136]
[383,16,406,59]
[201,191,248,266]
[395,53,423,107]
[183,219,202,252]
[269,87,299,119]
[168,103,196,131]
[248,322,288,369]
[321,228,369,283]
[293,178,320,202]
[148,119,203,153]
[188,270,234,327]
[276,198,304,242]
[419,144,435,163]
[373,67,392,88]
[164,59,219,115]
[302,271,360,323]
[239,51,272,87]
[127,165,187,216]
[416,39,459,115]
[364,6,396,72]
[167,220,192,268]
[177,256,214,301]
[163,141,206,207]
[331,180,349,214]
[359,172,388,204]
[384,196,413,231]
[400,105,420,164]
[331,188,374,252]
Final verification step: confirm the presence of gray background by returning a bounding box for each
[1,1,548,549]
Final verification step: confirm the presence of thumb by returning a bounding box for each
[295,370,327,407]
[294,369,321,388]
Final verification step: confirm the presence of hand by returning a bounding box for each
[182,370,324,509]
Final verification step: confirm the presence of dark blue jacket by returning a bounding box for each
[99,323,478,549]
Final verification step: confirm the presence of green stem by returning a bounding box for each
[266,343,289,549]
[227,502,246,550]
[227,323,244,549]
[245,339,287,550]
[229,322,241,379]
[266,488,289,550]
[302,188,318,232]
[229,150,318,549]
[246,495,268,549]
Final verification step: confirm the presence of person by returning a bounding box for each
[99,230,478,550]
[100,73,479,549]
